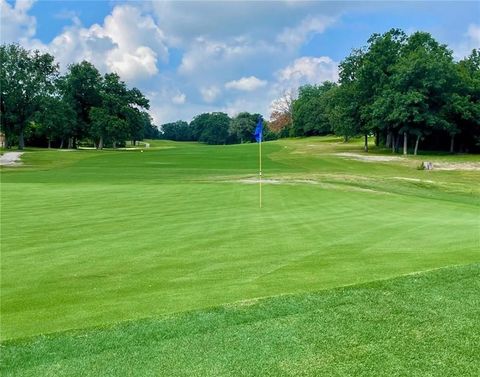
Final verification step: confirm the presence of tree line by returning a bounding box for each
[2,28,479,153]
[160,112,277,145]
[1,44,158,150]
[271,29,480,154]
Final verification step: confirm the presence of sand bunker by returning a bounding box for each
[0,152,24,166]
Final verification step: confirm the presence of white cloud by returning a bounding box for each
[172,92,186,105]
[467,24,480,45]
[453,23,480,59]
[200,86,221,103]
[0,0,36,44]
[277,16,336,48]
[225,76,267,91]
[276,56,339,85]
[21,4,168,84]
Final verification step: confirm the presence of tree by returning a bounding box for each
[357,29,407,151]
[60,61,102,147]
[388,32,457,154]
[190,112,231,145]
[229,112,261,143]
[337,49,365,145]
[34,94,76,148]
[448,49,480,152]
[161,120,192,141]
[0,44,58,149]
[292,82,336,137]
[142,112,160,140]
[325,84,360,142]
[269,90,294,136]
[91,73,150,148]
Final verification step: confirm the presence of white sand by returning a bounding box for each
[0,152,24,166]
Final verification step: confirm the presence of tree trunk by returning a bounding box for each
[403,132,408,155]
[18,129,25,150]
[386,132,392,149]
[59,139,64,149]
[414,134,420,155]
[47,139,51,149]
[68,137,73,149]
[375,131,379,146]
[450,135,455,153]
[112,140,116,149]
[392,134,396,153]
[395,134,400,153]
[99,136,104,150]
[364,134,368,152]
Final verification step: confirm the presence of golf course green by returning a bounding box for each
[1,137,479,375]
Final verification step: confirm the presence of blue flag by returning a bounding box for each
[254,117,263,142]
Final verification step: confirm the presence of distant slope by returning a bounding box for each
[2,264,479,377]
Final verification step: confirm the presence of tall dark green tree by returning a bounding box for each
[34,94,76,148]
[229,112,261,143]
[90,73,150,148]
[60,61,102,148]
[0,44,58,149]
[190,112,231,145]
[388,32,457,154]
[160,120,193,141]
[292,82,336,137]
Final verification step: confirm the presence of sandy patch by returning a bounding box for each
[0,152,24,166]
[392,177,435,183]
[336,152,405,162]
[432,162,480,171]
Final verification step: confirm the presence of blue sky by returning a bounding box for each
[2,1,479,125]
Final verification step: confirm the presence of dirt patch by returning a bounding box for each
[393,177,435,183]
[432,162,480,171]
[0,152,24,166]
[336,152,405,162]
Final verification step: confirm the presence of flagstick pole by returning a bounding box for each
[259,138,262,208]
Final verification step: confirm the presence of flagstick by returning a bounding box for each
[259,137,262,208]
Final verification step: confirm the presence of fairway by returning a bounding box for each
[1,138,479,342]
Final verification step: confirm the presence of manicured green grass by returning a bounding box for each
[1,137,479,374]
[2,264,479,376]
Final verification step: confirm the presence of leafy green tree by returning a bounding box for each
[161,120,192,141]
[142,112,160,140]
[229,112,261,143]
[34,94,76,148]
[91,73,150,148]
[357,29,407,151]
[0,44,58,149]
[190,112,231,145]
[60,61,102,148]
[325,84,360,142]
[449,49,480,152]
[389,32,457,154]
[292,82,336,137]
[336,49,365,144]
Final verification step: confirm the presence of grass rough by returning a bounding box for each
[1,264,479,376]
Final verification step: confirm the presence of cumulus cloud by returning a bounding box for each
[277,16,336,48]
[453,23,480,59]
[200,86,221,103]
[0,0,36,43]
[225,76,267,91]
[276,56,339,86]
[21,4,168,84]
[172,92,187,105]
